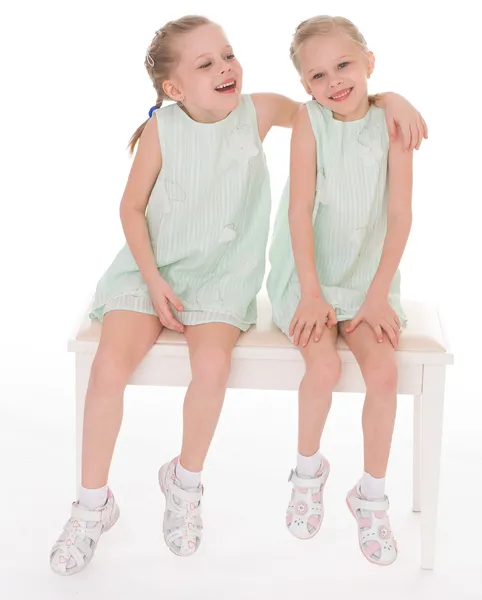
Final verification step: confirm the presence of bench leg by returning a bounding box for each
[412,394,422,513]
[420,365,446,570]
[75,354,92,497]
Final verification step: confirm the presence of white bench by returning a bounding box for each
[69,295,453,570]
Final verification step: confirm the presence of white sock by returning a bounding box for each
[297,451,323,478]
[360,472,386,500]
[79,485,108,510]
[176,462,202,490]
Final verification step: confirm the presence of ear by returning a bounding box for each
[162,79,184,102]
[366,51,375,79]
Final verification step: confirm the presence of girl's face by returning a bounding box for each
[298,32,374,120]
[164,24,243,122]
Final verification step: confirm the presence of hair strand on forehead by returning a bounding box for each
[290,15,368,73]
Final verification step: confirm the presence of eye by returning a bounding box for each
[313,72,324,80]
[226,53,235,60]
[199,61,212,69]
[339,61,349,69]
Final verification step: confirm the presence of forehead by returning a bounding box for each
[176,24,231,62]
[298,32,359,70]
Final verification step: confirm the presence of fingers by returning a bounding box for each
[421,116,428,139]
[401,123,412,152]
[313,319,325,343]
[410,125,419,152]
[414,115,427,150]
[300,321,315,347]
[388,118,397,141]
[346,316,361,333]
[289,316,298,339]
[326,309,338,328]
[166,291,184,313]
[415,121,422,150]
[293,319,305,347]
[382,320,399,349]
[374,324,383,343]
[158,300,184,333]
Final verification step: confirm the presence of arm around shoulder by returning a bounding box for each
[251,93,301,138]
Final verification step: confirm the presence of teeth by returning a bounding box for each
[332,89,351,99]
[216,82,234,90]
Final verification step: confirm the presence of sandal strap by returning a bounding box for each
[168,484,202,504]
[288,470,325,489]
[71,505,103,523]
[353,496,389,512]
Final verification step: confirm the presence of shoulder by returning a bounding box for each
[291,103,316,149]
[134,115,162,166]
[151,101,179,125]
[294,101,329,136]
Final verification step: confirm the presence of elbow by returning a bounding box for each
[119,202,144,229]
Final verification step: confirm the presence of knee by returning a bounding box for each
[305,353,341,394]
[89,353,131,394]
[363,358,398,395]
[190,348,232,390]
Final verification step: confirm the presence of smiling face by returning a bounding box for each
[297,30,374,121]
[163,23,243,122]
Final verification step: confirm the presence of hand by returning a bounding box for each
[384,93,428,151]
[289,294,338,347]
[148,276,185,333]
[346,294,401,348]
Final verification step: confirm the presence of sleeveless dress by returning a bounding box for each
[267,101,406,337]
[90,95,271,331]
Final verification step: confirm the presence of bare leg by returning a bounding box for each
[179,323,240,472]
[298,327,340,457]
[339,322,398,478]
[82,311,162,488]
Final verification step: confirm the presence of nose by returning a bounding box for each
[329,76,343,88]
[220,60,232,74]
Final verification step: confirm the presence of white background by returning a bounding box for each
[1,1,480,598]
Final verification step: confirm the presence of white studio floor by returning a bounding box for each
[1,345,481,600]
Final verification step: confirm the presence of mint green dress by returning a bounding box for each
[90,95,271,331]
[267,101,406,337]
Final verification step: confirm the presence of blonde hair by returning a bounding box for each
[290,15,368,72]
[290,16,377,105]
[128,15,213,154]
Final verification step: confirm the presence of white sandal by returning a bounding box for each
[346,485,398,566]
[50,489,119,576]
[159,457,203,556]
[286,459,330,539]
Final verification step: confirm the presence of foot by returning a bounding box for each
[50,489,119,576]
[158,457,203,556]
[346,485,398,566]
[286,458,330,539]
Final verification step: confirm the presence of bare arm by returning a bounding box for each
[288,105,320,296]
[119,117,184,331]
[252,91,427,150]
[372,92,428,150]
[287,105,337,345]
[369,135,413,297]
[119,117,162,288]
[251,93,301,140]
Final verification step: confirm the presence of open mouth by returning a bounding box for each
[215,78,236,93]
[329,87,353,102]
